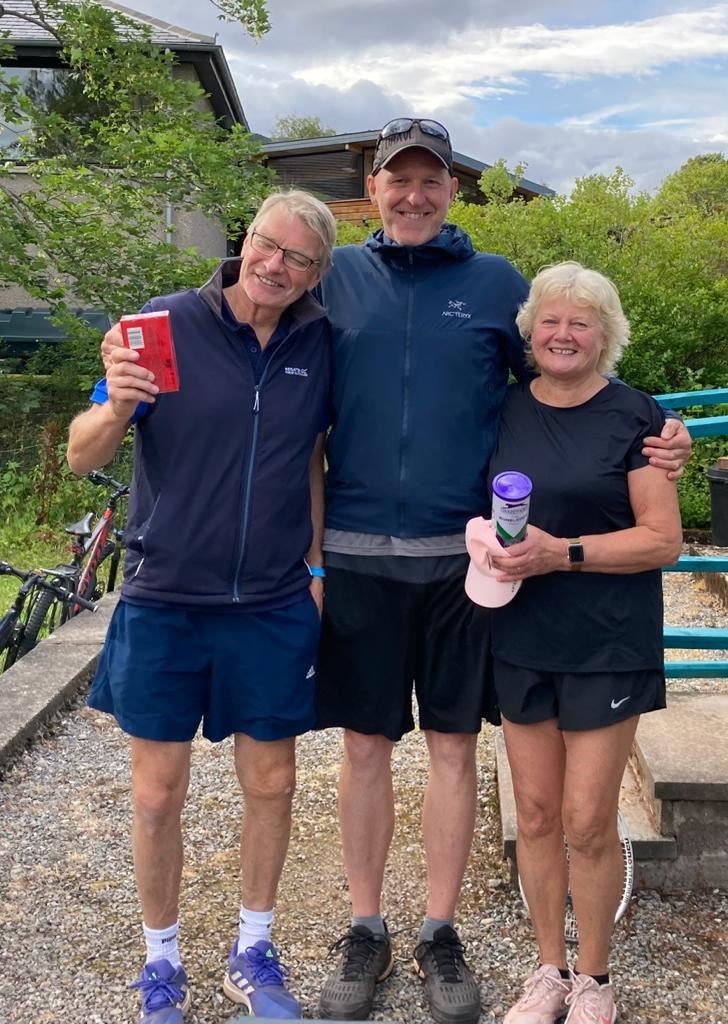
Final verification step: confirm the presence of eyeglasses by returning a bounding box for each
[379,118,450,142]
[249,230,320,272]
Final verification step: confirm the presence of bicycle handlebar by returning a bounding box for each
[0,563,97,612]
[45,579,97,612]
[87,469,129,494]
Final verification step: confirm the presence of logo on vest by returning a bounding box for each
[285,366,308,376]
[442,299,471,320]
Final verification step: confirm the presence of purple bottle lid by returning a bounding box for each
[492,471,532,501]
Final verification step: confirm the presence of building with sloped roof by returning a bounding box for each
[261,131,554,225]
[0,0,247,128]
[0,0,248,328]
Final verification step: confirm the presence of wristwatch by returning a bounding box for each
[567,538,584,571]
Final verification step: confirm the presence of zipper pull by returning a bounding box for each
[253,386,260,413]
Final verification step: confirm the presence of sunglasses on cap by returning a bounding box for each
[378,118,450,142]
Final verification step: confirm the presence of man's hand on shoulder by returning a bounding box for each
[642,418,692,481]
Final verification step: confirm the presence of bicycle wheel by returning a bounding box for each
[13,588,64,661]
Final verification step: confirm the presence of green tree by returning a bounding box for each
[271,114,336,140]
[450,163,728,394]
[209,0,270,39]
[478,157,526,206]
[653,153,728,219]
[0,0,272,379]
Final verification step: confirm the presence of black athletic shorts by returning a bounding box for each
[493,657,666,732]
[316,565,498,740]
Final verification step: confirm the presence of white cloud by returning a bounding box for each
[292,6,728,109]
[124,1,728,193]
[636,115,728,144]
[561,104,642,129]
[463,117,714,194]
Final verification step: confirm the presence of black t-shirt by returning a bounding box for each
[488,379,666,673]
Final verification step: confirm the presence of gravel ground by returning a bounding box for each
[0,564,726,1024]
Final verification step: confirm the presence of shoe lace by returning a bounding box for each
[328,929,385,982]
[565,974,602,1023]
[519,968,567,1008]
[243,945,291,987]
[413,932,466,984]
[129,971,184,1013]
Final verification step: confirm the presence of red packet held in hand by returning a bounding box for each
[120,311,179,393]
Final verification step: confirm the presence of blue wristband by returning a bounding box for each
[308,565,326,579]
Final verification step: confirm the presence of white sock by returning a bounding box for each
[238,905,274,951]
[143,921,182,968]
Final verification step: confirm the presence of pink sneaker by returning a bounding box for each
[504,964,571,1024]
[564,973,616,1024]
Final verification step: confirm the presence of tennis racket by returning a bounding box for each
[519,810,634,944]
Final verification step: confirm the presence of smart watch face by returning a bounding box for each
[567,540,584,568]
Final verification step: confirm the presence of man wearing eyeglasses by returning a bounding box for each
[68,191,337,1024]
[315,117,692,1024]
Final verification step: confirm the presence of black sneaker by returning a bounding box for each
[319,924,394,1020]
[412,925,481,1024]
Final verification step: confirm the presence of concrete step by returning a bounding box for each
[495,732,676,868]
[630,693,728,889]
[633,692,728,806]
[620,753,676,860]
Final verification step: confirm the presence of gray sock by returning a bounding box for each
[352,914,386,936]
[419,916,453,943]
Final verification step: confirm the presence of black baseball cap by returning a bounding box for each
[372,118,454,176]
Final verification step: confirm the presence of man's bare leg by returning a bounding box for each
[234,734,297,911]
[422,730,478,921]
[131,737,191,929]
[414,731,482,1024]
[339,730,395,916]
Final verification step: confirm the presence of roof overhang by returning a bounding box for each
[1,25,247,129]
[260,132,554,197]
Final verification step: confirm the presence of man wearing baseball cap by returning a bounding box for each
[370,116,455,175]
[315,116,691,1024]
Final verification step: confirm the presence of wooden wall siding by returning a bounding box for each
[267,150,536,219]
[326,198,379,224]
[267,150,362,200]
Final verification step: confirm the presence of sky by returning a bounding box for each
[127,0,727,196]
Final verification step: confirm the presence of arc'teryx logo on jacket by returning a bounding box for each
[317,225,531,538]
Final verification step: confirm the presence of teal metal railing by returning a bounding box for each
[654,387,728,439]
[655,388,728,678]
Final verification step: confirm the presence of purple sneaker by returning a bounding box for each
[129,958,191,1022]
[223,939,301,1018]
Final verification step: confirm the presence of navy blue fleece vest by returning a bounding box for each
[121,258,330,606]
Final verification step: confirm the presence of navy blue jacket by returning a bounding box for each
[318,226,530,537]
[121,258,330,606]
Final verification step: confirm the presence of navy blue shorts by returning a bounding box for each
[88,596,321,742]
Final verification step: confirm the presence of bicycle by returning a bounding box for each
[52,469,130,619]
[0,562,96,672]
[29,468,129,626]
